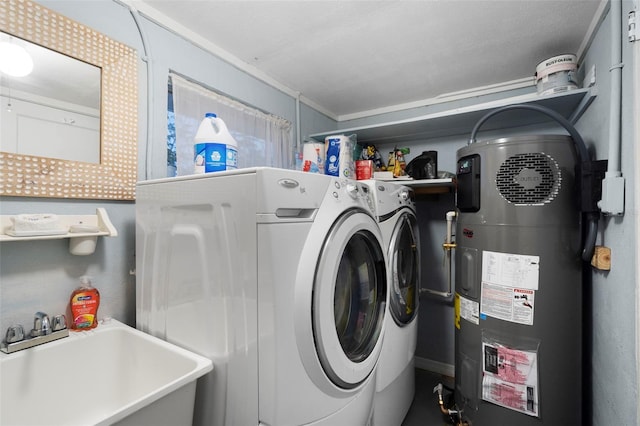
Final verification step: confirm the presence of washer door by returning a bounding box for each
[389,212,419,326]
[314,210,387,389]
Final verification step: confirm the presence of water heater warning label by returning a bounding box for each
[455,293,479,328]
[480,251,539,325]
[481,284,535,325]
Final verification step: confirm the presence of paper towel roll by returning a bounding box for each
[302,142,325,174]
[325,135,354,178]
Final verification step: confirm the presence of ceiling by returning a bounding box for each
[132,0,606,120]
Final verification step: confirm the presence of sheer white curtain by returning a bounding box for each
[171,73,293,176]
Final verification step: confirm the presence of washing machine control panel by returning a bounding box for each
[345,182,358,198]
[331,179,376,216]
[359,183,377,214]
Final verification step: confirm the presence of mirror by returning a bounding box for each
[0,0,138,200]
[1,32,101,164]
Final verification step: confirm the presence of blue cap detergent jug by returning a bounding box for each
[194,113,239,173]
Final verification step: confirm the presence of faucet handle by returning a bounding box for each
[5,324,25,343]
[31,312,51,337]
[51,314,67,332]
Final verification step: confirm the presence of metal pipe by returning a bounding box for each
[444,210,457,297]
[432,383,470,426]
[421,211,457,300]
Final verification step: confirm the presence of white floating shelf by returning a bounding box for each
[397,178,455,195]
[376,177,453,186]
[0,208,117,254]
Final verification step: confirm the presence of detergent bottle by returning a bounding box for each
[194,113,239,173]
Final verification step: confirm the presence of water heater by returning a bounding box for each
[454,134,583,424]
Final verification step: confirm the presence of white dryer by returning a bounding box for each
[136,168,388,426]
[362,180,420,426]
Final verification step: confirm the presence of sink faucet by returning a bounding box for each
[31,312,51,337]
[1,312,69,354]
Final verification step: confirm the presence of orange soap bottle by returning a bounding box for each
[70,276,100,330]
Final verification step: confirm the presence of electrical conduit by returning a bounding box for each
[116,0,154,181]
[599,0,625,215]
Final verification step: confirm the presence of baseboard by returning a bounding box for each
[414,356,455,377]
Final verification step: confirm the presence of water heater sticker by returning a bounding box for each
[457,294,479,326]
[454,293,460,329]
[481,343,539,417]
[480,250,538,325]
[480,283,535,325]
[481,250,539,290]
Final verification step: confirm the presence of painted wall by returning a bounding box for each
[0,1,636,425]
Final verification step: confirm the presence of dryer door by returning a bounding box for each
[389,211,419,326]
[314,210,387,389]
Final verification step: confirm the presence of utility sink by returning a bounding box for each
[0,319,212,426]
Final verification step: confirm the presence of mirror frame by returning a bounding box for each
[0,0,138,200]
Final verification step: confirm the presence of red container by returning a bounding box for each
[356,160,373,180]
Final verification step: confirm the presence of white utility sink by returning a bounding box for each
[0,319,212,426]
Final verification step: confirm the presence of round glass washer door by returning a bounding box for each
[313,210,387,389]
[389,212,419,326]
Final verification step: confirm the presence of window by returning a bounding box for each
[167,73,293,177]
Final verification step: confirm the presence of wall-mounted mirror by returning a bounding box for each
[0,0,138,200]
[1,32,101,164]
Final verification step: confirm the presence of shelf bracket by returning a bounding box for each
[569,86,598,123]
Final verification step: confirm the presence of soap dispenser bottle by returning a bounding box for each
[70,276,100,330]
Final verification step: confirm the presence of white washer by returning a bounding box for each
[136,167,388,426]
[363,180,420,426]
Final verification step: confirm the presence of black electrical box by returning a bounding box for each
[456,154,481,212]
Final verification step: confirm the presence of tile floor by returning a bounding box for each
[401,369,456,426]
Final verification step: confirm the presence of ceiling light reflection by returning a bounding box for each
[0,42,34,77]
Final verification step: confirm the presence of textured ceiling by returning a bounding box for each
[133,0,606,119]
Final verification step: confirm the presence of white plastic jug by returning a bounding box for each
[194,112,238,173]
